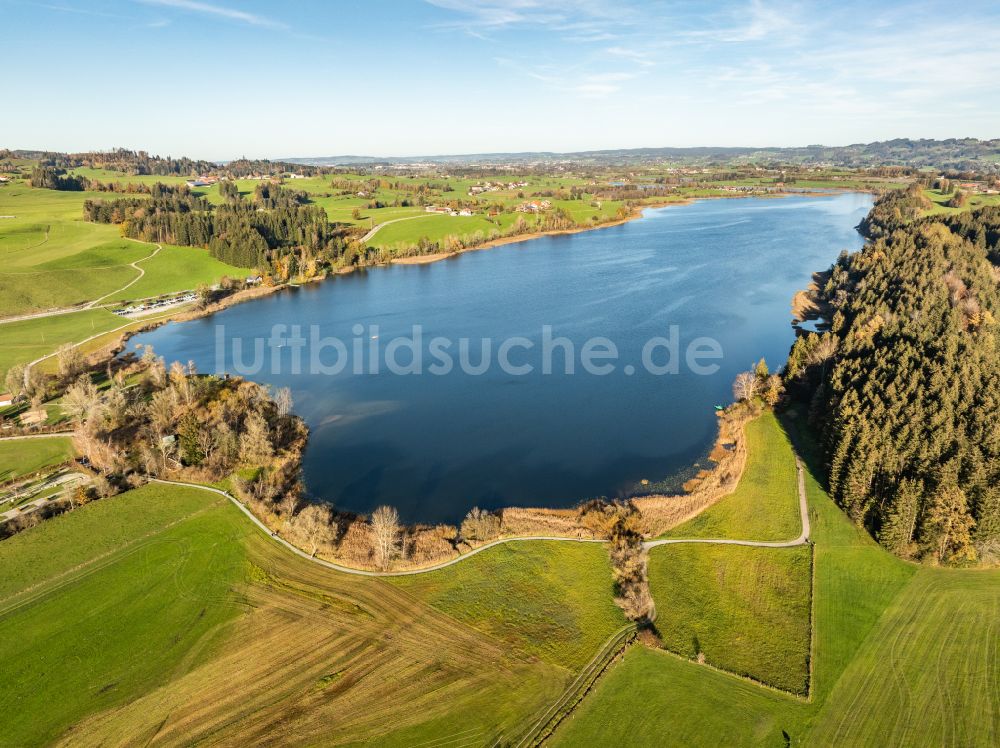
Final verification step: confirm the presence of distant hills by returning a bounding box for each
[283,138,1000,171]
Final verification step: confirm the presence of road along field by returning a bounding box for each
[0,483,622,746]
[550,409,998,747]
[1,405,996,745]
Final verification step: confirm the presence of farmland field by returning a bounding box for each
[647,543,812,693]
[392,540,626,670]
[551,411,998,747]
[0,483,604,745]
[0,436,75,482]
[923,187,1000,215]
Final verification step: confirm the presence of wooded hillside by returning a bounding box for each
[786,196,1000,563]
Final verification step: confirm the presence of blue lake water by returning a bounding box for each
[125,193,871,523]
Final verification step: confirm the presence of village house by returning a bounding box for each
[185,176,217,188]
[516,199,551,213]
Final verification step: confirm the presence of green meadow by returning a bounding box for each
[923,187,1000,215]
[0,483,591,745]
[0,436,75,482]
[648,543,812,694]
[0,407,996,745]
[661,410,802,541]
[0,484,249,746]
[0,307,123,380]
[551,410,998,747]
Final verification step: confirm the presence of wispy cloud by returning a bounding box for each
[27,2,129,20]
[135,0,286,30]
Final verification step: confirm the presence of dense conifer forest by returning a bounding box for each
[83,183,350,276]
[786,194,1000,563]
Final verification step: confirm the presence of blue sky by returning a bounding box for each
[4,0,1000,159]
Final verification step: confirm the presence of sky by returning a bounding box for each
[3,0,1000,159]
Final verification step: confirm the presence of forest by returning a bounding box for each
[785,195,1000,563]
[83,182,351,276]
[5,148,334,179]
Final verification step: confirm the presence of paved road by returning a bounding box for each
[0,472,87,521]
[153,458,810,577]
[21,304,182,390]
[643,457,810,550]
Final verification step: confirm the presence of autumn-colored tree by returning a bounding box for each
[63,375,101,424]
[762,374,784,406]
[461,507,500,542]
[240,412,274,465]
[293,504,335,556]
[921,485,977,564]
[56,343,83,381]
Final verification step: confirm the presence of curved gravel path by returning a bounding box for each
[643,457,810,550]
[152,457,809,577]
[360,214,428,243]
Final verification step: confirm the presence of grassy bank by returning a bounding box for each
[0,436,75,483]
[660,410,801,541]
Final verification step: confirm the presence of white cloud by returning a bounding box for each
[136,0,286,30]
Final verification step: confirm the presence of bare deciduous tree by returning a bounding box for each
[57,343,84,381]
[170,361,193,405]
[370,505,401,570]
[732,370,758,402]
[149,388,178,436]
[275,387,293,417]
[461,507,500,542]
[4,364,25,399]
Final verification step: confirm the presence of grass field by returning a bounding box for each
[806,567,1000,746]
[661,410,801,541]
[106,243,250,300]
[0,436,75,482]
[648,543,812,693]
[552,409,999,747]
[392,540,626,670]
[0,484,614,745]
[0,484,249,745]
[923,187,1000,215]
[0,307,123,380]
[0,181,251,381]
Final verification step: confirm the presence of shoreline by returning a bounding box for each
[379,188,862,271]
[84,188,861,547]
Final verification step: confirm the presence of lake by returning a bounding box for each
[125,193,872,524]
